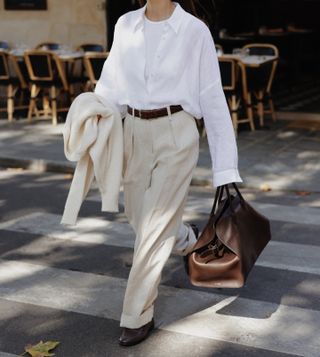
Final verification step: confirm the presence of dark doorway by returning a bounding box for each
[106,0,140,50]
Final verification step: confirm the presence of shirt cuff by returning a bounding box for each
[213,168,243,187]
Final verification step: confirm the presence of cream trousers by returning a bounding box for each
[120,107,199,328]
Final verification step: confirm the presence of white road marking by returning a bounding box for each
[1,212,320,275]
[0,259,316,356]
[88,192,320,226]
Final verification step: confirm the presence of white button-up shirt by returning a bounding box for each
[95,2,243,187]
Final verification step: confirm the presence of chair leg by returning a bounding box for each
[257,101,264,127]
[42,95,50,117]
[33,87,41,118]
[28,84,37,122]
[256,90,264,127]
[229,95,238,136]
[231,112,238,137]
[7,84,14,122]
[247,92,255,131]
[50,85,57,125]
[69,84,75,102]
[269,97,277,121]
[84,80,91,92]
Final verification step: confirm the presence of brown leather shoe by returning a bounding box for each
[119,318,155,346]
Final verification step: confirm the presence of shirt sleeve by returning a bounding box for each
[94,18,127,118]
[199,26,243,187]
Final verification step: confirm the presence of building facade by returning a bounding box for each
[0,0,107,49]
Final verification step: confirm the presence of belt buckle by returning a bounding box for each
[132,108,141,118]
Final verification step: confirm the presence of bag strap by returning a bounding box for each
[211,182,244,216]
[232,182,244,201]
[210,185,224,215]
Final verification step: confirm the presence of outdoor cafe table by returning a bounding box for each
[8,48,84,61]
[218,54,278,67]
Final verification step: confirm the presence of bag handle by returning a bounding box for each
[211,182,244,216]
[232,182,244,201]
[210,185,224,215]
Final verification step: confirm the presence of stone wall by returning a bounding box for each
[0,0,107,49]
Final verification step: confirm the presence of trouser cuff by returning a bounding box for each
[120,305,154,328]
[182,223,198,255]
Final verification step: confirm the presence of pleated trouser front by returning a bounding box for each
[120,107,199,328]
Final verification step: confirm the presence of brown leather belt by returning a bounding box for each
[127,105,183,119]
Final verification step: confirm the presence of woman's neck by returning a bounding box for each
[145,0,176,21]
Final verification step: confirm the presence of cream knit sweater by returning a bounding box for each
[61,92,123,225]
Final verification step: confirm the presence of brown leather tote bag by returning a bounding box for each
[188,183,271,288]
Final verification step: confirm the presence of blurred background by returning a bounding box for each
[1,0,319,123]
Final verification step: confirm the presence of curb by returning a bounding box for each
[3,156,319,193]
[0,156,213,187]
[0,157,74,174]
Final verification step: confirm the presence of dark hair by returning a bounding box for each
[138,0,216,29]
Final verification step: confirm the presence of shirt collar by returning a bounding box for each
[133,2,184,34]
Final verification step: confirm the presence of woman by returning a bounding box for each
[94,0,242,346]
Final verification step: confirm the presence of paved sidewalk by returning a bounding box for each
[0,117,319,192]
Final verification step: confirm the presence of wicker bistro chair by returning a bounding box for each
[0,41,10,50]
[77,43,105,53]
[24,50,70,125]
[83,52,109,91]
[9,54,29,90]
[218,57,255,134]
[0,50,17,121]
[242,43,279,126]
[35,42,62,50]
[0,50,30,121]
[76,44,105,86]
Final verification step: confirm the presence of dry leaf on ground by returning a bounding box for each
[63,174,73,180]
[260,183,272,192]
[295,191,311,196]
[23,340,60,357]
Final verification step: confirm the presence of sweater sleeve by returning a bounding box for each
[94,18,127,118]
[199,26,243,187]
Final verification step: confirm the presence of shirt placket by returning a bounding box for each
[146,22,169,93]
[138,25,149,104]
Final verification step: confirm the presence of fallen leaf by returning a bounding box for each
[260,183,271,192]
[24,340,60,357]
[295,191,311,196]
